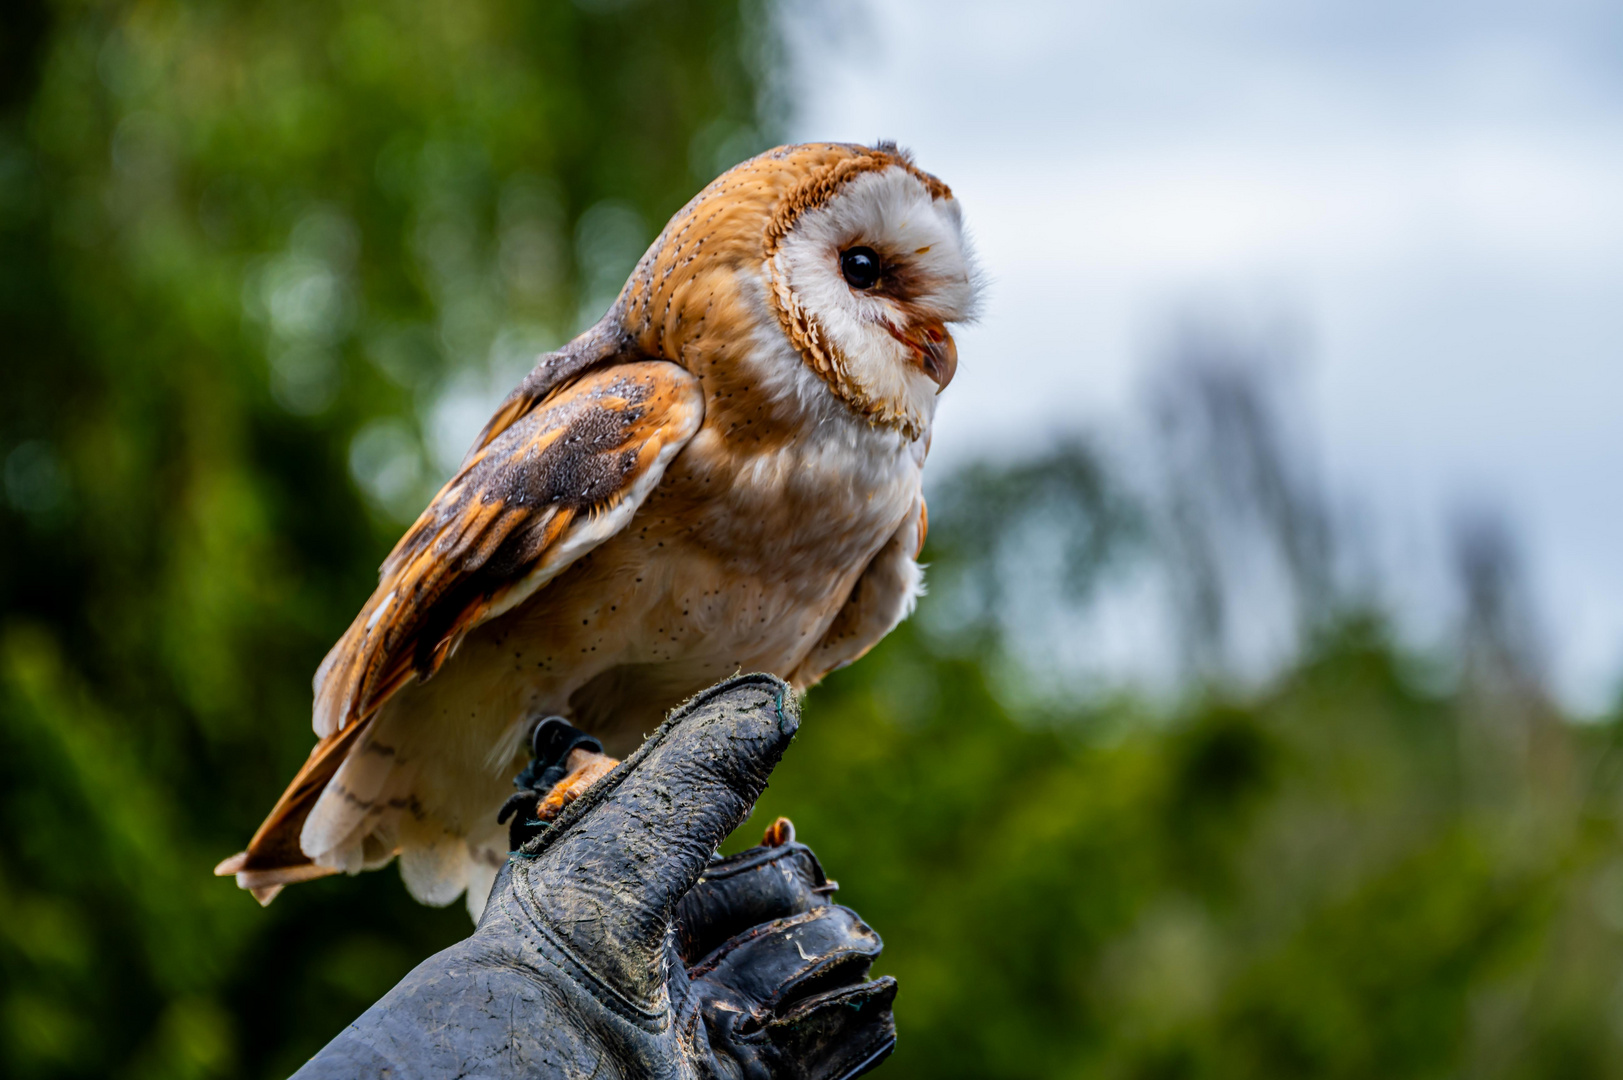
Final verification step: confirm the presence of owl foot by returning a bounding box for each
[535,750,620,821]
[501,716,618,849]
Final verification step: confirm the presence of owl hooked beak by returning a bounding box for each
[888,320,958,392]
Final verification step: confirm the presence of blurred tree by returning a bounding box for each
[739,433,1623,1079]
[0,0,777,1075]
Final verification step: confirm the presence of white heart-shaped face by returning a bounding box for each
[770,165,980,438]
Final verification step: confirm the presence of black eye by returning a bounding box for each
[839,246,882,290]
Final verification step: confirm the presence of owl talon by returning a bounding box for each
[506,716,611,848]
[535,750,620,821]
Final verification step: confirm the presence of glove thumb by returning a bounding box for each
[506,674,798,1007]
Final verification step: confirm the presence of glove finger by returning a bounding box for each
[694,907,896,1080]
[691,905,883,1016]
[506,674,798,1007]
[676,842,834,965]
[760,976,898,1080]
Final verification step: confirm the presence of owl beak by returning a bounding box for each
[891,320,958,392]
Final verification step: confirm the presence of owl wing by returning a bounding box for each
[217,357,703,897]
[790,496,928,688]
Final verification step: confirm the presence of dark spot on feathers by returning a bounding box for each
[382,369,683,683]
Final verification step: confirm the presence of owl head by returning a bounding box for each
[621,142,981,442]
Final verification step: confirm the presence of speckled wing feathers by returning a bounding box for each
[316,361,700,735]
[454,318,638,472]
[222,360,703,894]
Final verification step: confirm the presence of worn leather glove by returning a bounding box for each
[292,674,897,1079]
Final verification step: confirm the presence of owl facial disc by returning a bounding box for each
[766,153,979,440]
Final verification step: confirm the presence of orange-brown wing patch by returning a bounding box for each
[317,360,703,737]
[454,319,638,470]
[220,360,702,890]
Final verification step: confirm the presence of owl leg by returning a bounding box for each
[499,717,620,848]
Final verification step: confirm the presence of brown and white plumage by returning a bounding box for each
[218,142,979,917]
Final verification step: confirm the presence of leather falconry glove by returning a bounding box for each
[292,674,898,1080]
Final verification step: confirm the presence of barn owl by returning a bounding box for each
[216,142,979,919]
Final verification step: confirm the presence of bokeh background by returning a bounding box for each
[2,1,1622,1076]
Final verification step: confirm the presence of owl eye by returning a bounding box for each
[839,246,883,290]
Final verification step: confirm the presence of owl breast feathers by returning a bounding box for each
[217,142,981,918]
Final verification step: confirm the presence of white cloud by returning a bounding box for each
[786,0,1623,709]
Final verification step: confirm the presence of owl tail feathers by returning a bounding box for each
[214,716,375,905]
[212,852,337,905]
[214,710,505,921]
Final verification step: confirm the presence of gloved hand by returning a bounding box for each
[292,674,897,1080]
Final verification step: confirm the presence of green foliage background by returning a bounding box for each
[3,2,1623,1078]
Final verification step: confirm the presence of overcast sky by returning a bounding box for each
[784,0,1623,709]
